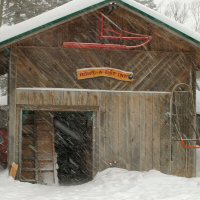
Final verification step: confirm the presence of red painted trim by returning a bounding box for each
[63,40,151,50]
[99,35,151,41]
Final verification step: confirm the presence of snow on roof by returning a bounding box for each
[122,0,200,43]
[0,0,200,48]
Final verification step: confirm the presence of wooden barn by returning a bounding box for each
[0,0,200,184]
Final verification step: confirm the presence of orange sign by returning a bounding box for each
[77,67,134,82]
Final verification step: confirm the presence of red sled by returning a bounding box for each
[63,13,152,50]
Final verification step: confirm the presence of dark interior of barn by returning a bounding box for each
[21,110,93,185]
[53,111,93,185]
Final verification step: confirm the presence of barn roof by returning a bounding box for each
[0,0,200,48]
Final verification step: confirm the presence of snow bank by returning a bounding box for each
[1,168,200,200]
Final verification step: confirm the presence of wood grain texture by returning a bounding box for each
[15,48,193,92]
[8,48,18,165]
[7,5,198,180]
[15,89,187,176]
[11,7,195,92]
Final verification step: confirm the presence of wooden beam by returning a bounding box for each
[8,47,17,165]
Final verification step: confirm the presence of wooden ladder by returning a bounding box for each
[20,111,58,184]
[20,111,38,183]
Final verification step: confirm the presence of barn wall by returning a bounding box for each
[14,89,194,177]
[13,7,196,92]
[15,48,193,92]
[20,111,57,184]
[7,5,197,179]
[15,7,195,52]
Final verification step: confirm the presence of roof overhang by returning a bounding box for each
[0,0,199,48]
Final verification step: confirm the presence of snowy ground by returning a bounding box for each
[1,168,200,200]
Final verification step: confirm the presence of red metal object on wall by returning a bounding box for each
[181,138,200,149]
[0,129,8,169]
[63,13,152,50]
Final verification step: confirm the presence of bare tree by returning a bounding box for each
[0,0,6,26]
[0,74,7,96]
[0,0,72,25]
[134,0,156,9]
[164,1,188,24]
[190,0,200,32]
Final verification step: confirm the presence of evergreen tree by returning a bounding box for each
[0,0,5,26]
[1,0,71,25]
[0,74,7,96]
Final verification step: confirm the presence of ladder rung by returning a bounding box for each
[22,157,36,160]
[22,168,54,172]
[38,169,54,172]
[22,167,36,170]
[37,158,53,161]
[20,179,36,183]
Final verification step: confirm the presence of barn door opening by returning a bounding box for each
[21,111,57,184]
[53,111,93,185]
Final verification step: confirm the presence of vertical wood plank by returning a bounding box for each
[152,94,161,171]
[129,93,140,171]
[139,94,146,171]
[118,94,128,169]
[160,95,171,174]
[9,48,17,165]
[105,93,119,168]
[93,109,100,176]
[145,94,153,170]
[98,92,107,171]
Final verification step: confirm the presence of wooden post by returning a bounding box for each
[8,47,17,166]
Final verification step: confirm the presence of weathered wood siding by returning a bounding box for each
[6,5,197,179]
[15,48,193,91]
[171,91,196,177]
[15,7,195,52]
[20,111,57,184]
[16,89,173,175]
[13,7,195,92]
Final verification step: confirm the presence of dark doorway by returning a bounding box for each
[53,111,93,185]
[21,110,93,185]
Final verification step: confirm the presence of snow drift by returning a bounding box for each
[1,168,200,200]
